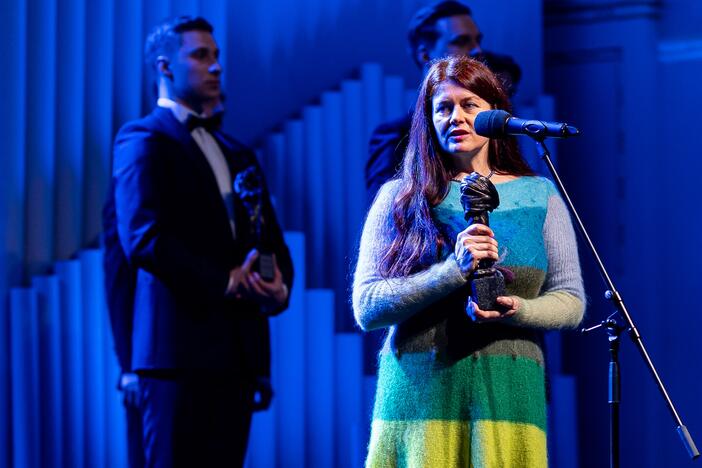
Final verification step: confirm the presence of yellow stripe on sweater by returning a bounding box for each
[367,419,546,468]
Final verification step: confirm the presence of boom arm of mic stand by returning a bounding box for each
[533,138,699,460]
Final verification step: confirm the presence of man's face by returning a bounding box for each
[168,30,221,109]
[426,14,483,62]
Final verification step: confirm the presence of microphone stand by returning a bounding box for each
[532,138,699,467]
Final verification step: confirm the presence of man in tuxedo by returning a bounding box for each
[104,15,293,467]
[365,0,521,203]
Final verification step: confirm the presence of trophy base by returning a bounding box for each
[471,268,507,313]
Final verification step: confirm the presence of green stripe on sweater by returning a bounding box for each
[373,353,546,430]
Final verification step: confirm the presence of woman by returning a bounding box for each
[352,56,585,467]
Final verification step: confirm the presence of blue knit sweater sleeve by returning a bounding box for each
[508,181,586,329]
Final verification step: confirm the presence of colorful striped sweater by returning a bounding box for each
[353,176,585,468]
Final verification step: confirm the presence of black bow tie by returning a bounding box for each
[185,112,223,133]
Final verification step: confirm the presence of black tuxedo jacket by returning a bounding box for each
[365,114,412,205]
[103,106,292,379]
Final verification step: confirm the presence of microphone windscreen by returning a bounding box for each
[474,110,511,138]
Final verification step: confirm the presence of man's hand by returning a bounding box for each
[120,372,141,408]
[242,252,288,313]
[251,376,273,411]
[226,249,259,297]
[227,249,289,313]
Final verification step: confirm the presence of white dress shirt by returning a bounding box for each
[157,98,236,238]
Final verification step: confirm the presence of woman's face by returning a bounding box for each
[431,80,491,159]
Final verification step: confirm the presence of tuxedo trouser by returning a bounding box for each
[126,397,145,468]
[139,374,253,468]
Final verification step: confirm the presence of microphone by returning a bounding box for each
[474,110,580,139]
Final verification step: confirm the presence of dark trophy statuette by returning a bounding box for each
[459,172,506,313]
[233,166,275,281]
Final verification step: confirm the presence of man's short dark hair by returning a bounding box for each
[144,15,214,68]
[408,1,473,66]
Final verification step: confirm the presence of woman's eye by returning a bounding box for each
[436,104,451,114]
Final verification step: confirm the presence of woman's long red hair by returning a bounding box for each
[379,56,533,277]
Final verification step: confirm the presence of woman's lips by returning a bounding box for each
[449,129,469,141]
[449,128,469,137]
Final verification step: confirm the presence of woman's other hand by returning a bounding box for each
[467,295,520,322]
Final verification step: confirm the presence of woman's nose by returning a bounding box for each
[450,107,466,125]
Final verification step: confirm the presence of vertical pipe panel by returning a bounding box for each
[113,0,143,132]
[303,106,326,288]
[272,232,306,467]
[56,260,85,468]
[10,288,41,468]
[0,286,9,468]
[84,0,114,246]
[361,63,383,139]
[25,0,57,276]
[0,0,27,280]
[0,0,26,462]
[341,80,364,238]
[304,289,334,468]
[33,275,64,468]
[245,401,276,468]
[383,76,406,122]
[284,121,305,231]
[320,91,347,328]
[334,333,363,468]
[341,80,363,331]
[80,250,107,466]
[171,0,198,17]
[265,133,286,221]
[55,0,86,259]
[550,375,578,468]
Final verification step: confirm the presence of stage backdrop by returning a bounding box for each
[2,0,702,467]
[0,0,544,466]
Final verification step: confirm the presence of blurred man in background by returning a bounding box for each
[103,15,293,467]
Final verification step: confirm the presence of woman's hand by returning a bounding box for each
[467,295,520,322]
[455,223,499,277]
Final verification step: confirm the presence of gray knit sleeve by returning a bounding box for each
[352,181,468,331]
[509,191,586,329]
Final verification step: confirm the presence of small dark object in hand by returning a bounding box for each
[256,251,275,282]
[471,267,507,312]
[234,166,275,281]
